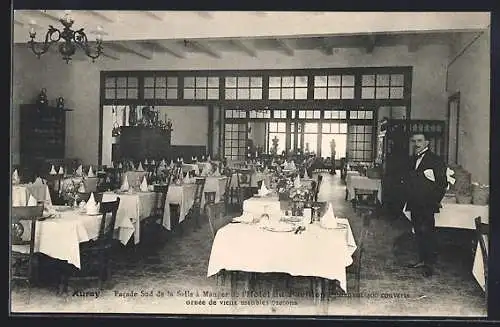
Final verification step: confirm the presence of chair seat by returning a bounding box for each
[12,244,30,254]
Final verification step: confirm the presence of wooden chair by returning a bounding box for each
[11,205,45,304]
[223,172,233,215]
[313,175,323,202]
[187,178,206,228]
[235,169,253,210]
[474,216,488,300]
[347,210,372,296]
[63,198,120,291]
[353,188,379,216]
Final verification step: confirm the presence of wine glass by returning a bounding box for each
[312,203,321,222]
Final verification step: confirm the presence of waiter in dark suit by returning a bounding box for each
[404,132,447,277]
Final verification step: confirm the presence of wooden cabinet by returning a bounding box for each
[20,104,68,175]
[118,126,171,161]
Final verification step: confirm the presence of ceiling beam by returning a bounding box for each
[185,40,221,58]
[364,35,377,54]
[106,42,153,59]
[230,39,257,57]
[274,39,294,56]
[141,11,164,21]
[139,40,186,59]
[86,11,115,23]
[319,38,334,55]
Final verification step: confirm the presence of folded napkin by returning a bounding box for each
[194,156,198,161]
[446,168,456,185]
[144,159,148,165]
[294,175,301,188]
[78,182,86,193]
[85,192,100,214]
[320,203,337,229]
[161,159,166,166]
[170,160,174,168]
[27,194,38,206]
[76,165,83,176]
[120,175,130,191]
[137,162,144,172]
[110,161,114,168]
[118,162,123,169]
[87,166,95,177]
[258,182,270,196]
[183,173,192,184]
[140,176,149,192]
[49,164,57,175]
[288,161,296,170]
[207,155,211,161]
[34,177,44,185]
[12,169,20,184]
[213,167,221,177]
[305,170,311,179]
[233,212,256,223]
[58,166,64,175]
[181,158,184,163]
[201,165,210,177]
[151,159,156,165]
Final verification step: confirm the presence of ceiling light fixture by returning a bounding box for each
[28,11,104,63]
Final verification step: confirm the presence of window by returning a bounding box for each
[268,76,308,100]
[144,76,178,99]
[321,123,347,159]
[303,123,319,154]
[324,110,347,120]
[361,73,404,99]
[314,75,355,99]
[348,125,373,162]
[225,76,263,100]
[183,76,220,100]
[273,110,287,119]
[224,123,247,160]
[248,110,271,119]
[105,76,139,100]
[298,110,321,119]
[268,122,287,154]
[224,109,247,119]
[349,110,374,120]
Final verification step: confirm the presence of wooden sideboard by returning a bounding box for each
[118,126,171,161]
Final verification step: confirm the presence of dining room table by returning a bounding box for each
[207,201,357,298]
[162,182,197,231]
[12,182,52,207]
[345,174,382,202]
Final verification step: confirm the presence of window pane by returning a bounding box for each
[298,111,306,119]
[225,77,237,87]
[167,77,178,87]
[196,77,207,87]
[377,74,390,86]
[391,74,404,86]
[362,74,375,86]
[250,88,262,99]
[366,111,373,119]
[281,88,294,99]
[296,76,308,87]
[105,77,116,88]
[332,111,340,119]
[324,111,332,119]
[208,77,219,87]
[184,88,195,99]
[342,75,355,86]
[305,111,313,119]
[315,76,327,87]
[105,89,115,99]
[322,124,330,133]
[237,76,249,88]
[376,87,390,99]
[250,77,262,87]
[277,123,286,133]
[282,76,294,87]
[361,87,375,99]
[269,88,281,99]
[314,88,327,99]
[155,77,166,87]
[350,111,358,119]
[295,88,308,99]
[167,89,178,99]
[184,77,195,87]
[390,87,404,99]
[339,111,346,119]
[339,124,347,133]
[225,111,233,118]
[237,88,250,99]
[207,88,219,99]
[225,89,236,100]
[328,75,341,87]
[117,77,127,88]
[269,77,281,87]
[116,88,126,99]
[154,88,165,99]
[304,123,317,133]
[144,77,154,87]
[342,87,354,99]
[313,111,320,119]
[195,88,207,99]
[328,87,341,99]
[144,88,154,99]
[249,111,257,118]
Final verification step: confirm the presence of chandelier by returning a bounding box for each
[28,11,104,63]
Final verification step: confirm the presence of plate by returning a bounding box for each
[320,223,348,230]
[86,212,101,216]
[282,216,302,223]
[262,223,295,232]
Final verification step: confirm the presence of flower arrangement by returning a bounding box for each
[276,174,294,195]
[59,177,82,206]
[289,185,312,202]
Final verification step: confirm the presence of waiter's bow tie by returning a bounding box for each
[415,150,428,159]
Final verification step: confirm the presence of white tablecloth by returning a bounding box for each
[182,163,200,175]
[207,219,357,292]
[346,175,382,202]
[162,183,197,230]
[102,191,160,245]
[12,184,52,207]
[122,171,149,190]
[403,203,489,292]
[19,208,103,269]
[243,196,282,217]
[197,162,213,174]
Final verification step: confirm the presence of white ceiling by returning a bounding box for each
[12,11,490,62]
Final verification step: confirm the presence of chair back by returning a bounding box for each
[474,216,488,293]
[314,175,323,201]
[77,192,104,204]
[236,169,252,188]
[354,188,378,213]
[206,201,230,239]
[352,210,372,294]
[97,197,120,243]
[11,205,45,248]
[193,178,206,210]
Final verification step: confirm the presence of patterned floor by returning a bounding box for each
[10,173,487,316]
